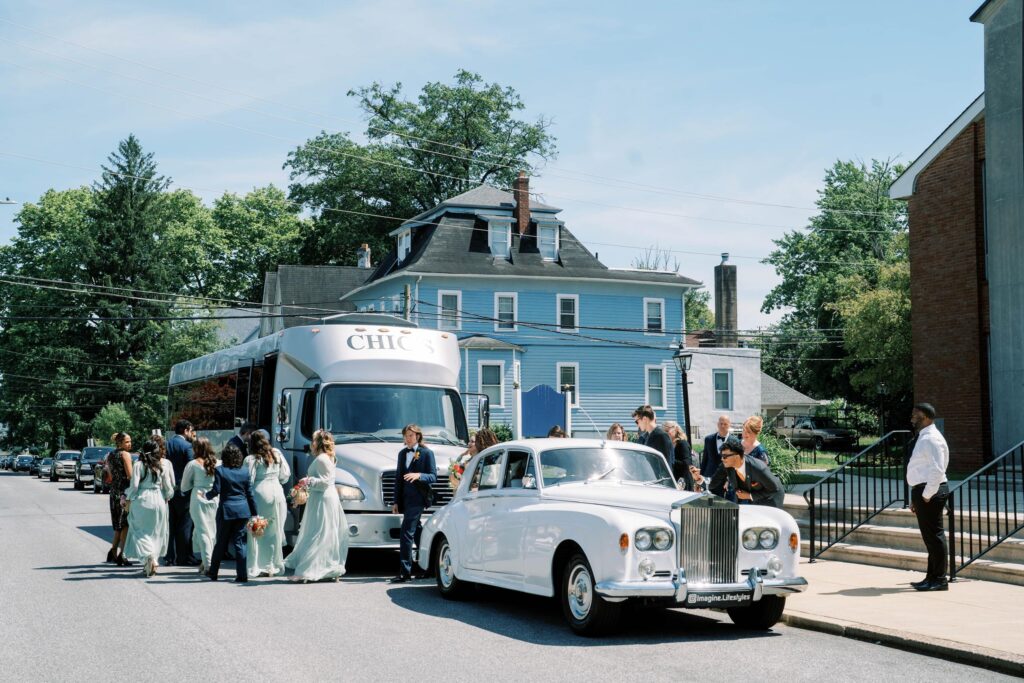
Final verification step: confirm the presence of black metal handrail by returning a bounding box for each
[803,430,914,560]
[948,439,1024,580]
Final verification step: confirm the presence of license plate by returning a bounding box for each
[685,591,753,608]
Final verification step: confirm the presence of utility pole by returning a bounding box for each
[403,284,412,321]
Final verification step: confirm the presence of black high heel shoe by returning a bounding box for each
[116,552,134,567]
[106,548,116,563]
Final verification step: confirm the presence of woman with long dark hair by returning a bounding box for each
[205,443,258,583]
[244,430,290,578]
[285,429,347,582]
[181,437,218,574]
[123,438,175,576]
[106,432,134,566]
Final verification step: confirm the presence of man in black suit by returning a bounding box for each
[204,443,258,583]
[633,405,674,472]
[227,422,255,459]
[164,419,199,566]
[389,424,437,583]
[704,437,784,508]
[701,414,731,480]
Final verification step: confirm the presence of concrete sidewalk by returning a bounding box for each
[784,558,1024,675]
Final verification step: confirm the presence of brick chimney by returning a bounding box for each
[714,252,738,348]
[357,243,371,269]
[512,171,530,235]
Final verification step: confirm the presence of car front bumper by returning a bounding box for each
[596,567,807,605]
[78,471,95,483]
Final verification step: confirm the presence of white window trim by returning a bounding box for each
[397,229,412,261]
[488,220,512,259]
[494,291,518,332]
[437,289,462,331]
[713,368,734,411]
[478,360,505,408]
[556,293,579,333]
[645,364,667,410]
[643,297,665,336]
[538,222,560,261]
[556,362,580,407]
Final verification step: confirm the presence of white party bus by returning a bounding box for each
[168,313,482,549]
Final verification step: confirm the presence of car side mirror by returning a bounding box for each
[522,474,536,490]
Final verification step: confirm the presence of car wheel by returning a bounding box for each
[50,473,57,482]
[433,535,472,600]
[74,479,83,490]
[813,436,825,452]
[561,552,622,636]
[727,595,786,630]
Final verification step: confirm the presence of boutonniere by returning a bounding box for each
[411,447,420,462]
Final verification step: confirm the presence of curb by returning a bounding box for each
[781,611,1024,677]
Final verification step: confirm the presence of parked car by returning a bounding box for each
[50,450,81,481]
[14,454,34,472]
[1,455,11,469]
[37,457,54,478]
[775,417,858,452]
[418,438,807,635]
[78,446,113,492]
[29,458,41,476]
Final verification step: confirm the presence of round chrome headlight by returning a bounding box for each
[635,529,653,551]
[742,528,759,550]
[652,529,673,551]
[638,558,656,579]
[767,555,783,577]
[758,528,779,550]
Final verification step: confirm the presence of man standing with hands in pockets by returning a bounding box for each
[390,424,436,583]
[907,403,951,591]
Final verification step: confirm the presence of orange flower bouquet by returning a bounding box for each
[290,478,310,507]
[247,516,268,537]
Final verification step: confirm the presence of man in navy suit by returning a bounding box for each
[205,443,258,582]
[701,414,732,480]
[164,419,199,566]
[389,424,436,583]
[227,422,255,459]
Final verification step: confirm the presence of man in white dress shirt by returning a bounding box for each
[907,403,950,591]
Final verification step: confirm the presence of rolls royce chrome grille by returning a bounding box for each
[678,498,739,584]
[380,471,453,509]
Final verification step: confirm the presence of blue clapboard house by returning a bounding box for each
[329,175,701,437]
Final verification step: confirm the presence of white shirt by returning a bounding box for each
[405,446,419,468]
[907,424,949,500]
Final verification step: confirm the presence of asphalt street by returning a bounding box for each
[0,469,1014,683]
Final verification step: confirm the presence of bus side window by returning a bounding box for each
[300,390,315,439]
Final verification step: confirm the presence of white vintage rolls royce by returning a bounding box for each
[416,438,807,635]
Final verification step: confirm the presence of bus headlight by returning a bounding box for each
[336,484,365,501]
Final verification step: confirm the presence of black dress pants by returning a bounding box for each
[209,517,248,581]
[166,492,197,564]
[912,483,950,580]
[399,504,424,577]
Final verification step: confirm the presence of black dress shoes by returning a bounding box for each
[910,577,932,589]
[205,572,218,581]
[233,578,249,583]
[388,574,411,584]
[914,579,949,591]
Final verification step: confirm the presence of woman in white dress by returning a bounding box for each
[244,430,290,578]
[123,439,175,577]
[181,437,218,574]
[285,429,348,582]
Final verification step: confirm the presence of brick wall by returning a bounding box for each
[908,118,989,471]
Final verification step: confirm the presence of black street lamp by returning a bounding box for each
[877,381,889,437]
[673,345,693,443]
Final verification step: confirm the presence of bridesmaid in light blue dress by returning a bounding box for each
[285,430,348,582]
[244,431,291,578]
[181,437,218,574]
[124,439,175,577]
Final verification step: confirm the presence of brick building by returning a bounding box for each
[890,0,1022,471]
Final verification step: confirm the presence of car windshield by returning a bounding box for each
[539,447,675,488]
[18,456,31,462]
[82,448,111,462]
[57,453,79,460]
[322,384,469,445]
[41,458,52,464]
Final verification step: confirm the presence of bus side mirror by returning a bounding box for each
[277,390,292,426]
[478,395,490,429]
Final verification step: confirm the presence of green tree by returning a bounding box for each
[286,70,557,266]
[760,159,907,404]
[90,403,135,444]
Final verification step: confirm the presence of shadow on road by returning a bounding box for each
[78,525,115,544]
[386,583,781,646]
[822,586,917,597]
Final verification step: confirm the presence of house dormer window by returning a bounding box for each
[488,221,511,259]
[538,223,559,261]
[397,229,412,261]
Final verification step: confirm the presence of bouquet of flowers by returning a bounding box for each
[448,455,471,491]
[247,516,269,537]
[290,478,310,507]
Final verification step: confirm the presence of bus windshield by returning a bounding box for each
[322,384,469,446]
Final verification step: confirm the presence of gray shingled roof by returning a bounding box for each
[761,372,820,408]
[440,185,559,212]
[363,215,700,287]
[458,335,525,352]
[274,265,371,328]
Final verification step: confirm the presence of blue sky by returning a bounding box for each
[0,1,985,327]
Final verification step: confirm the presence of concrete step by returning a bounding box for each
[796,520,1024,565]
[800,540,1024,587]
